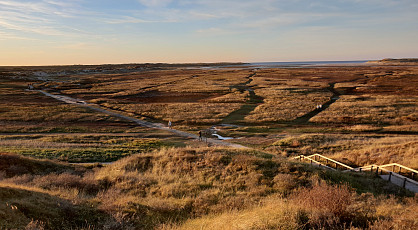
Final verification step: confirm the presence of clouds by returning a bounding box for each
[137,0,173,7]
[0,0,417,65]
[0,0,83,38]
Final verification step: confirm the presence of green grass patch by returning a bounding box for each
[0,138,172,163]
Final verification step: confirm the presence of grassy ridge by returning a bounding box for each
[1,147,415,229]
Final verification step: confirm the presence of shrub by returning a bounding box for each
[292,182,353,228]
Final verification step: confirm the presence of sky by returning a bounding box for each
[0,0,417,65]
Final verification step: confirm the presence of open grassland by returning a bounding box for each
[106,102,243,125]
[86,69,252,125]
[310,95,418,128]
[0,148,416,229]
[0,78,140,133]
[1,63,417,229]
[4,64,416,130]
[245,88,332,122]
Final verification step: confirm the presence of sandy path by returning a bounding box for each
[36,90,248,149]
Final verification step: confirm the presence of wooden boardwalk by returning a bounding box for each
[294,154,418,193]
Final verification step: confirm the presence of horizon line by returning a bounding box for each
[0,59,382,67]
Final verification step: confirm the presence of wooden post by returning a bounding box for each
[359,168,362,172]
[310,159,312,164]
[388,172,392,181]
[403,178,407,188]
[376,167,379,176]
[399,167,402,174]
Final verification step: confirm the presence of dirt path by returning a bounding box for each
[293,83,340,123]
[222,73,263,123]
[36,90,248,149]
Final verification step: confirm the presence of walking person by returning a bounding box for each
[168,120,172,129]
[199,130,202,141]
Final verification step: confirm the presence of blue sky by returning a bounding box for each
[0,0,417,65]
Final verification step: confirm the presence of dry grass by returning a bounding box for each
[267,133,418,169]
[61,69,253,125]
[167,182,417,230]
[1,147,416,229]
[0,80,138,133]
[310,95,418,127]
[0,134,173,163]
[106,102,242,124]
[1,64,418,229]
[3,64,417,131]
[245,88,332,122]
[206,89,249,103]
[329,136,418,169]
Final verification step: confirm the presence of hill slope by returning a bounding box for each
[0,148,416,229]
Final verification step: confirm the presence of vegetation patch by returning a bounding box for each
[0,136,171,162]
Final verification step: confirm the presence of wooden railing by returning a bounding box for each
[293,154,418,192]
[294,155,336,171]
[349,163,418,181]
[379,163,417,180]
[294,154,353,170]
[349,164,418,190]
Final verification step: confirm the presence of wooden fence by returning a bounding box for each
[293,154,418,193]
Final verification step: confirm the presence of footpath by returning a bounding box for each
[37,90,247,149]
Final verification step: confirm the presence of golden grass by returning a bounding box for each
[0,80,140,133]
[268,133,418,169]
[206,89,249,103]
[166,196,300,230]
[1,147,416,229]
[329,136,418,169]
[4,65,417,131]
[166,182,418,230]
[245,89,332,122]
[106,102,242,124]
[1,64,418,229]
[310,95,418,127]
[0,134,173,163]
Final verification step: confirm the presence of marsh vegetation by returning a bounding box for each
[0,62,417,229]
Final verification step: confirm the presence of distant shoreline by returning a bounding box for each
[0,62,246,69]
[366,58,418,65]
[246,60,370,68]
[2,58,418,69]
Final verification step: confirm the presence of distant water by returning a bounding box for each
[247,60,370,68]
[186,60,371,70]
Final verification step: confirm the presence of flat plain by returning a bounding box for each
[0,61,417,229]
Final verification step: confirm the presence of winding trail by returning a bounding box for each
[222,73,263,123]
[293,83,340,123]
[36,90,248,149]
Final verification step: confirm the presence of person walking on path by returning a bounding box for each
[168,120,172,129]
[199,130,202,141]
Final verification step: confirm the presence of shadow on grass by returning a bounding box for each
[0,186,110,229]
